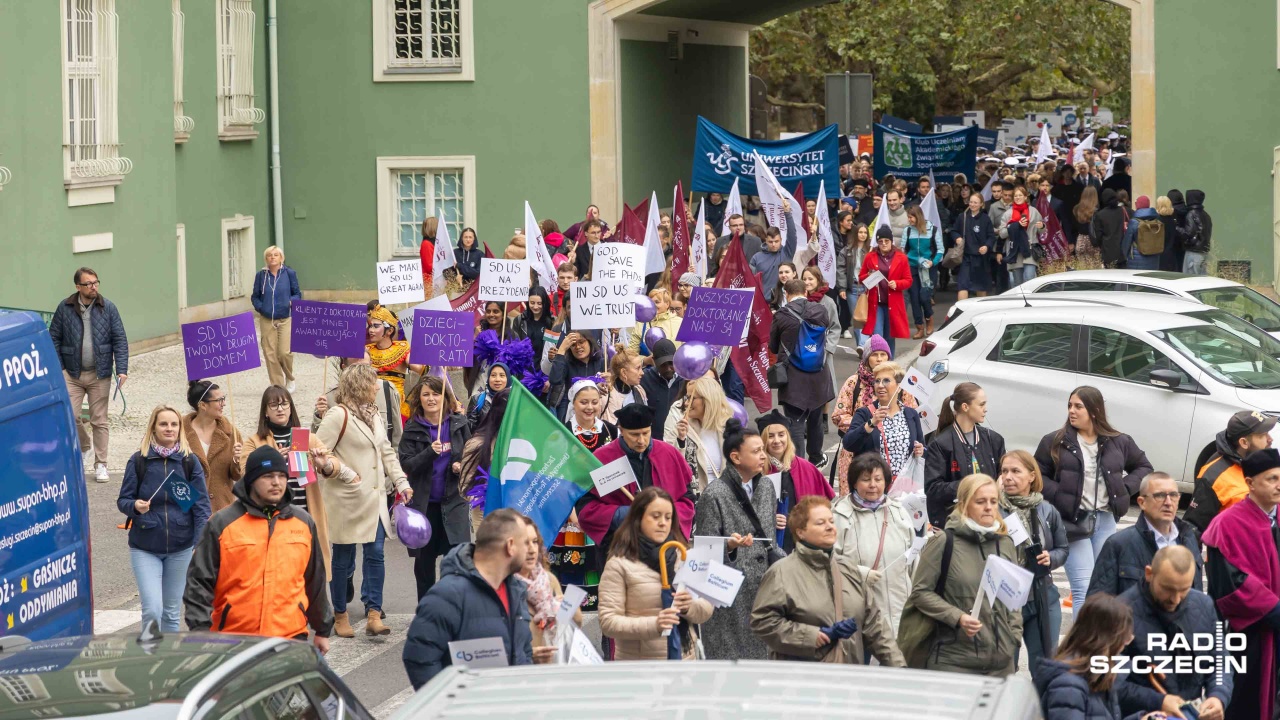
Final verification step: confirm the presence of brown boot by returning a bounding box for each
[366,609,390,636]
[333,611,355,638]
[912,325,925,340]
[925,318,934,336]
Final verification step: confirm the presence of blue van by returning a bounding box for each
[0,311,93,639]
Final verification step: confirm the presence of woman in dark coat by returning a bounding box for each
[1155,195,1182,273]
[547,331,605,420]
[924,382,1005,528]
[1035,593,1153,720]
[1034,386,1153,618]
[399,375,472,601]
[951,191,996,300]
[455,228,484,283]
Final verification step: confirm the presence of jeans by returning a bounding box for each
[1064,510,1118,618]
[783,402,826,463]
[130,547,194,633]
[1021,583,1062,681]
[720,361,745,404]
[907,266,933,325]
[845,287,867,344]
[331,522,386,614]
[872,306,896,354]
[1183,251,1208,276]
[1008,264,1038,288]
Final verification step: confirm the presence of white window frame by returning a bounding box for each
[60,0,132,198]
[375,156,475,262]
[221,214,256,300]
[173,0,193,141]
[216,0,265,140]
[371,0,474,83]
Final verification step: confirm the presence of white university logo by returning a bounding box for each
[706,143,741,175]
[499,439,537,486]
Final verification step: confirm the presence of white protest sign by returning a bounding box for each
[567,627,603,665]
[376,259,425,306]
[899,492,929,532]
[448,637,508,669]
[973,553,1035,615]
[556,585,587,627]
[570,281,635,331]
[590,455,637,497]
[1003,513,1030,546]
[765,472,782,499]
[402,295,453,344]
[862,270,885,291]
[902,367,936,407]
[592,243,646,290]
[478,259,529,302]
[685,560,745,608]
[673,543,718,589]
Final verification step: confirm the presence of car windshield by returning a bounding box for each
[1185,309,1280,354]
[1157,324,1280,389]
[1189,286,1280,332]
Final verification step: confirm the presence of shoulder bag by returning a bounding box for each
[895,528,954,668]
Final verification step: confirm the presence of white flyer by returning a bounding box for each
[556,585,587,627]
[589,456,636,497]
[861,270,885,290]
[447,637,508,669]
[1003,513,1030,546]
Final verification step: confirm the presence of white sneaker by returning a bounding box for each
[841,330,852,339]
[94,464,109,483]
[287,381,296,394]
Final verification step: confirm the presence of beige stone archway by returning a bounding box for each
[588,0,1155,220]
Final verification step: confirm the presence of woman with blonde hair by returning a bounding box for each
[316,363,413,638]
[841,361,925,486]
[628,287,683,354]
[755,409,833,551]
[117,405,210,632]
[1073,186,1101,266]
[665,376,734,494]
[898,473,1022,675]
[1155,195,1182,272]
[602,344,648,426]
[251,245,301,391]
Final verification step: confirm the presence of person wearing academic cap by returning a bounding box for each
[576,403,696,554]
[1204,448,1280,720]
[640,339,685,439]
[756,409,834,553]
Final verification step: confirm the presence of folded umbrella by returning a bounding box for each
[658,540,689,660]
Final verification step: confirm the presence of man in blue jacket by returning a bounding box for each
[402,509,539,688]
[251,246,302,392]
[48,266,128,482]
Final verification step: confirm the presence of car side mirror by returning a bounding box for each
[1149,369,1182,390]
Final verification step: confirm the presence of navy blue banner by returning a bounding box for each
[881,115,924,135]
[692,116,840,198]
[873,124,977,181]
[975,129,1000,153]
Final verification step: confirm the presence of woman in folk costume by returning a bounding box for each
[366,302,421,421]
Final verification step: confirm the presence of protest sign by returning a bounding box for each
[478,259,529,302]
[289,300,366,358]
[570,281,634,331]
[409,310,475,367]
[765,472,782,499]
[902,368,936,407]
[447,638,508,669]
[181,312,261,381]
[401,295,454,345]
[568,628,603,665]
[1003,513,1030,546]
[692,116,839,199]
[862,270,885,291]
[873,124,977,183]
[376,259,425,306]
[973,554,1035,615]
[672,544,719,590]
[557,585,587,627]
[685,560,745,608]
[677,287,753,346]
[589,456,637,497]
[592,243,645,289]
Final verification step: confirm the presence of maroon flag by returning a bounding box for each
[713,238,774,413]
[671,181,691,282]
[450,280,483,327]
[634,196,651,228]
[482,242,495,260]
[615,203,646,247]
[1035,193,1069,263]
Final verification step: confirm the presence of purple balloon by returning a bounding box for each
[394,502,432,549]
[673,341,715,381]
[644,326,666,350]
[634,296,657,323]
[726,398,748,426]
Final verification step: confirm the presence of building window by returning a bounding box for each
[173,0,193,140]
[216,0,264,139]
[375,156,475,261]
[221,215,256,300]
[62,0,133,182]
[372,0,474,82]
[0,676,48,704]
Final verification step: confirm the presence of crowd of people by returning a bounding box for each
[52,133,1259,720]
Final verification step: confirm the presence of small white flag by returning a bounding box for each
[524,201,557,292]
[641,191,667,276]
[1034,123,1053,165]
[873,191,893,235]
[431,209,457,293]
[721,177,742,236]
[691,199,708,278]
[920,188,943,246]
[980,171,999,203]
[1073,133,1095,165]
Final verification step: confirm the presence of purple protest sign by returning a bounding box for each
[181,312,261,381]
[676,287,754,346]
[290,300,368,358]
[409,310,476,367]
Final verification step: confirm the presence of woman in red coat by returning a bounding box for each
[858,225,913,354]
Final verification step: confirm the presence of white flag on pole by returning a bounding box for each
[524,201,557,291]
[812,180,838,288]
[919,188,943,243]
[752,151,806,245]
[691,199,708,277]
[431,209,457,294]
[641,191,666,276]
[980,171,999,203]
[1073,133,1095,164]
[721,177,742,236]
[1034,123,1053,165]
[873,191,893,235]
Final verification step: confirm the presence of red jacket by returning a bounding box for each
[858,249,912,339]
[419,238,436,287]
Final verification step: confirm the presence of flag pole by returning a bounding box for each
[226,375,235,428]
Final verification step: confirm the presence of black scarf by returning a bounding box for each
[638,535,680,576]
[722,465,767,538]
[621,440,653,490]
[266,418,293,449]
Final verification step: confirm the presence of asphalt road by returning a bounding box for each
[86,291,957,716]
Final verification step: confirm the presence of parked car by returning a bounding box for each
[916,304,1280,492]
[1009,269,1280,338]
[0,629,372,719]
[394,661,1042,719]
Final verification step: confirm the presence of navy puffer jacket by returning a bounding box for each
[116,449,211,555]
[1117,584,1233,713]
[48,293,128,379]
[402,544,533,689]
[1035,658,1145,720]
[1086,514,1201,598]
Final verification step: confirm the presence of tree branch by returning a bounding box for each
[1014,89,1092,103]
[1054,58,1120,95]
[766,95,825,110]
[970,60,1037,97]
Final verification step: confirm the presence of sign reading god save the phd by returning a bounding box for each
[181,312,261,381]
[873,124,977,183]
[692,116,839,199]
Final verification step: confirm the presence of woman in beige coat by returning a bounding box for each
[182,380,243,514]
[598,487,713,661]
[833,453,917,634]
[751,496,904,665]
[315,364,412,638]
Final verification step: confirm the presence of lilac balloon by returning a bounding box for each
[644,326,666,350]
[726,398,748,426]
[673,341,714,381]
[634,296,657,323]
[394,502,432,549]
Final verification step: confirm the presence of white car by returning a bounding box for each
[915,303,1280,491]
[1007,269,1280,338]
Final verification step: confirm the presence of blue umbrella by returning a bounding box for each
[776,496,790,548]
[658,540,688,660]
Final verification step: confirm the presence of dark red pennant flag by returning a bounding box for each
[713,237,774,413]
[450,280,483,327]
[1035,193,1069,263]
[634,196,651,228]
[615,203,646,247]
[482,242,495,260]
[793,182,809,239]
[671,181,691,282]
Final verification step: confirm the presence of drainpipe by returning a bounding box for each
[267,0,284,252]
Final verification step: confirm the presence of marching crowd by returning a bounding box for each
[50,135,1261,720]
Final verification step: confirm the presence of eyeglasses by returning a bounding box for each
[77,280,100,288]
[872,378,895,386]
[205,396,227,405]
[1147,491,1181,502]
[268,401,291,410]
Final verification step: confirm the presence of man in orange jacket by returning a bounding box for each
[1186,410,1276,533]
[184,446,333,653]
